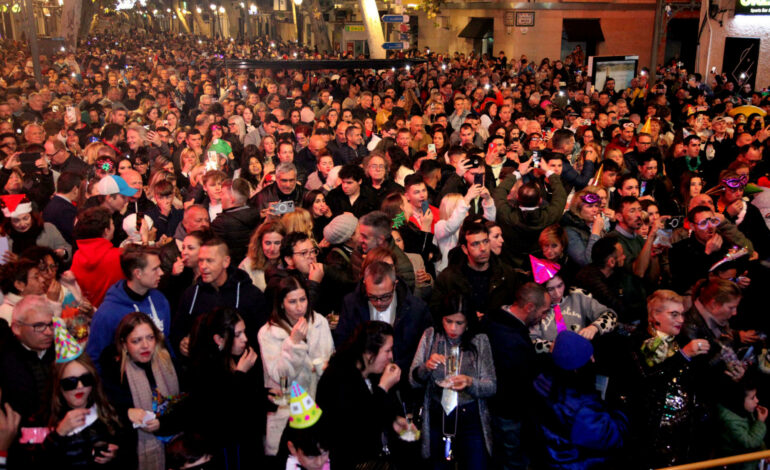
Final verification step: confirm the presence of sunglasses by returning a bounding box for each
[61,372,94,391]
[694,217,720,230]
[580,193,601,205]
[722,175,748,189]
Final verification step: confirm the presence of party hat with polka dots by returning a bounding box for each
[288,381,322,429]
[54,317,83,363]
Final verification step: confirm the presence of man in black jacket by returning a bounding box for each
[0,295,56,469]
[249,162,306,218]
[173,238,267,356]
[432,218,523,319]
[211,178,259,266]
[42,171,80,246]
[485,282,550,470]
[335,260,431,375]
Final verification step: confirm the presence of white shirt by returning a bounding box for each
[368,292,397,325]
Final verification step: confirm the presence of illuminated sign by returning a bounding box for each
[735,0,770,15]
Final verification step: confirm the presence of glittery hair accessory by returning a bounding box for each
[54,317,83,363]
[392,211,407,230]
[580,193,601,205]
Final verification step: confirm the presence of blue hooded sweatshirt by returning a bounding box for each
[86,280,172,369]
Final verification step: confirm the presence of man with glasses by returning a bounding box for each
[0,295,56,468]
[716,170,770,257]
[335,260,430,375]
[46,138,88,177]
[670,206,731,295]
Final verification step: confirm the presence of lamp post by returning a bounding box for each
[218,5,225,38]
[292,0,301,43]
[209,3,216,38]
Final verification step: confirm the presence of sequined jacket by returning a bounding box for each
[631,336,707,468]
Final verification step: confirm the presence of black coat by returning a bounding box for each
[483,308,538,420]
[325,185,378,219]
[431,256,524,319]
[173,266,268,353]
[334,280,431,374]
[316,358,402,470]
[42,416,130,470]
[211,204,260,266]
[249,183,306,217]
[42,195,78,245]
[184,357,269,466]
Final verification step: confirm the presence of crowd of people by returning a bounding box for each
[0,27,769,470]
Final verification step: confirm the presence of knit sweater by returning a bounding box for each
[529,288,617,354]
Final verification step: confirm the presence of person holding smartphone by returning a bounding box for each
[43,328,124,468]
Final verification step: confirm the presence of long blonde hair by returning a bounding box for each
[439,193,464,221]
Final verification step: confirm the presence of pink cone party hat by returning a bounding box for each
[530,255,561,284]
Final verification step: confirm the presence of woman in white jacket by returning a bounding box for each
[434,184,495,273]
[257,274,334,456]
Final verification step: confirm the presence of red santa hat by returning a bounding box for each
[0,194,32,218]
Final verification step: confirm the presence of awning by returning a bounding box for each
[562,19,605,42]
[459,18,494,39]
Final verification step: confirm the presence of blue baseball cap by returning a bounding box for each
[94,175,138,197]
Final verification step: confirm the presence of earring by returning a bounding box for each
[217,343,224,351]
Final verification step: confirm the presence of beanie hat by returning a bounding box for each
[323,212,358,245]
[54,317,83,363]
[288,382,322,429]
[552,330,593,371]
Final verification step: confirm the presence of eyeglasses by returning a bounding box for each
[637,141,652,146]
[38,261,58,273]
[369,164,385,170]
[60,373,95,391]
[293,248,319,258]
[15,320,55,333]
[694,217,720,230]
[367,288,396,303]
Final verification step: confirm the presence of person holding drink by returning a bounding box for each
[257,275,333,457]
[409,293,496,470]
[316,321,411,469]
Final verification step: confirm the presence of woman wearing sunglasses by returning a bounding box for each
[560,189,605,267]
[44,320,125,468]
